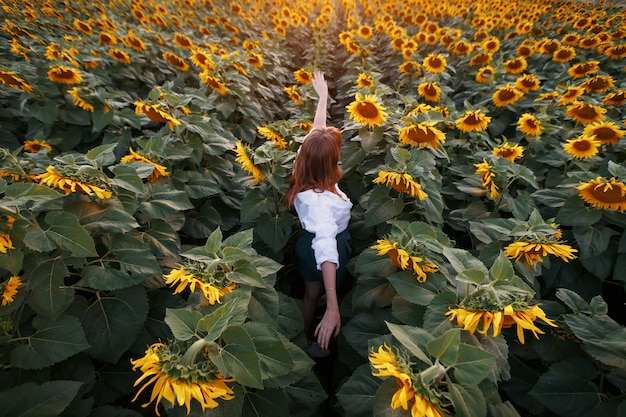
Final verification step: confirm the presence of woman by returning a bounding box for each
[285,70,352,356]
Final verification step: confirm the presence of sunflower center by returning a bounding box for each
[521,79,537,88]
[573,140,592,151]
[591,184,626,203]
[508,60,522,70]
[498,89,516,101]
[429,57,442,67]
[407,126,437,143]
[574,105,599,120]
[556,50,572,59]
[525,118,538,128]
[357,102,380,118]
[465,114,481,125]
[593,127,617,142]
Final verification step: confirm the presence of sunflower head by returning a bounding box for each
[346,93,388,128]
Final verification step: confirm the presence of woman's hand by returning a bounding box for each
[314,307,340,351]
[311,69,328,99]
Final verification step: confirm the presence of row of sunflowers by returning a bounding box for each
[1,0,626,416]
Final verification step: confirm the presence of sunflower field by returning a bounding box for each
[1,0,626,416]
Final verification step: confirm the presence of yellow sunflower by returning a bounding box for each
[492,84,524,107]
[199,71,228,96]
[398,61,422,75]
[125,30,146,52]
[163,51,189,71]
[0,69,33,93]
[134,101,182,129]
[504,240,578,265]
[234,141,265,183]
[603,90,626,106]
[357,24,373,38]
[257,126,287,149]
[131,342,235,416]
[475,65,495,83]
[372,170,428,199]
[583,121,625,145]
[482,36,500,53]
[445,304,558,344]
[67,87,95,112]
[371,239,438,282]
[109,48,131,65]
[515,74,541,92]
[346,93,388,128]
[552,46,576,62]
[1,276,22,306]
[567,61,599,79]
[566,101,606,125]
[284,85,302,105]
[422,53,447,73]
[562,135,601,159]
[577,177,626,212]
[120,148,170,182]
[455,109,491,133]
[98,31,119,46]
[503,57,527,74]
[604,44,626,59]
[47,65,82,84]
[73,18,93,36]
[246,52,263,68]
[417,81,441,102]
[356,73,374,88]
[492,142,524,162]
[294,68,312,85]
[173,32,194,49]
[34,165,112,200]
[517,113,543,136]
[398,122,446,149]
[559,86,585,104]
[190,48,214,70]
[164,264,236,305]
[23,139,53,153]
[0,233,15,253]
[469,52,492,67]
[474,159,499,199]
[581,75,614,94]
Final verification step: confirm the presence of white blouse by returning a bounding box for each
[294,186,352,270]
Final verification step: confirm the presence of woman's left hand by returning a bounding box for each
[314,308,340,351]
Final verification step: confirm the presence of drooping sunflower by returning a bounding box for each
[0,69,33,93]
[293,68,312,84]
[0,234,15,253]
[1,276,22,306]
[603,90,626,106]
[559,86,585,104]
[371,239,438,282]
[503,57,527,74]
[190,48,214,70]
[474,159,500,199]
[199,71,228,96]
[98,31,119,46]
[604,44,626,59]
[582,121,626,145]
[372,170,428,199]
[163,51,189,71]
[164,261,236,305]
[246,52,263,68]
[131,342,235,416]
[23,139,52,153]
[517,113,544,136]
[134,101,182,129]
[475,65,495,83]
[34,165,112,199]
[577,177,626,212]
[257,126,287,149]
[120,148,170,182]
[109,48,131,65]
[469,52,492,66]
[552,46,576,62]
[346,93,388,128]
[492,84,524,107]
[566,101,606,125]
[173,32,194,49]
[455,109,491,133]
[67,87,95,112]
[422,53,447,73]
[450,39,471,55]
[73,18,93,36]
[398,122,446,149]
[515,73,541,92]
[125,30,146,52]
[47,65,82,84]
[567,61,600,79]
[398,61,422,75]
[417,81,441,103]
[562,135,601,159]
[445,304,558,344]
[504,239,578,266]
[581,75,614,94]
[356,73,373,88]
[284,85,302,105]
[234,141,265,183]
[492,142,524,162]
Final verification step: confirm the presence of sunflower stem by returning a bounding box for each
[180,338,209,367]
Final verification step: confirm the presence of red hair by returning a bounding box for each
[285,126,343,207]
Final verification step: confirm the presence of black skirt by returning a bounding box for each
[294,228,352,287]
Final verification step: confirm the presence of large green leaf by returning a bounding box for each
[336,364,380,417]
[26,211,97,257]
[239,188,272,223]
[255,211,294,253]
[26,256,74,320]
[10,315,90,369]
[284,370,328,417]
[0,182,64,208]
[227,259,266,287]
[209,325,263,389]
[386,322,433,365]
[242,389,289,417]
[86,143,117,166]
[452,343,497,385]
[277,292,303,339]
[447,381,487,417]
[0,380,82,417]
[427,328,460,366]
[164,308,202,341]
[80,285,149,363]
[139,186,194,219]
[564,313,626,369]
[110,165,145,195]
[387,270,439,305]
[555,196,602,227]
[372,378,410,417]
[66,200,139,234]
[572,225,613,259]
[243,322,293,381]
[364,187,405,228]
[198,298,248,342]
[343,310,396,357]
[248,286,279,325]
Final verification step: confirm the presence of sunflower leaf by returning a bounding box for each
[0,380,82,417]
[209,325,263,389]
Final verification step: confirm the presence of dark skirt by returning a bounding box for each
[294,229,352,287]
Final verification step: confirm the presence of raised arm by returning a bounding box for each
[311,70,328,129]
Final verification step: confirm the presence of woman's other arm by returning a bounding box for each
[311,69,328,129]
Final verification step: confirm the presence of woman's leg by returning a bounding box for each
[303,280,324,341]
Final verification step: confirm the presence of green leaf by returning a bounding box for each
[164,308,202,341]
[0,247,23,275]
[208,325,263,389]
[40,211,97,257]
[442,247,488,275]
[26,257,74,320]
[243,322,293,380]
[556,196,602,227]
[427,328,460,366]
[0,380,82,417]
[10,315,90,369]
[198,298,248,342]
[447,381,487,417]
[386,322,433,365]
[572,225,612,259]
[364,187,405,228]
[240,188,271,223]
[453,343,497,385]
[66,200,139,234]
[372,378,409,417]
[255,211,294,253]
[205,227,223,255]
[80,285,149,363]
[336,365,381,417]
[242,389,289,417]
[110,165,145,194]
[0,183,64,207]
[490,252,515,280]
[358,127,384,152]
[92,108,115,132]
[86,144,117,166]
[387,271,439,305]
[455,268,487,285]
[248,286,279,325]
[343,310,396,357]
[277,292,303,339]
[284,370,328,414]
[555,288,590,313]
[227,259,266,287]
[564,314,626,369]
[139,187,193,219]
[179,170,221,199]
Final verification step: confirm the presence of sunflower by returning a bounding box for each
[0,69,33,93]
[125,30,146,51]
[246,52,263,68]
[492,84,523,107]
[398,122,446,149]
[475,65,495,83]
[417,81,441,103]
[552,46,576,62]
[0,234,15,253]
[106,48,130,65]
[516,44,535,58]
[450,39,471,55]
[356,73,373,88]
[98,31,119,46]
[422,53,447,73]
[34,165,112,199]
[120,148,170,182]
[398,61,422,75]
[445,304,558,344]
[559,86,585,104]
[173,32,194,49]
[515,74,540,92]
[162,51,189,72]
[67,87,95,112]
[134,101,182,129]
[567,61,599,79]
[73,18,93,36]
[23,139,52,153]
[492,142,524,162]
[583,121,625,145]
[1,276,22,306]
[164,262,236,305]
[604,44,626,59]
[517,113,543,136]
[474,159,499,199]
[579,35,601,49]
[504,240,578,265]
[469,52,492,66]
[503,57,527,74]
[199,71,228,96]
[234,141,265,183]
[603,90,626,106]
[293,68,312,84]
[562,135,601,159]
[581,75,614,94]
[346,93,388,128]
[371,239,438,282]
[566,101,606,125]
[373,170,428,199]
[47,65,82,84]
[455,109,491,133]
[257,126,287,149]
[284,85,302,105]
[190,49,214,70]
[577,177,626,212]
[357,24,373,38]
[131,342,235,416]
[482,36,500,53]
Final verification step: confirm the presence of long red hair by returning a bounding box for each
[285,126,343,207]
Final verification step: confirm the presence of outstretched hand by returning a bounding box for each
[311,69,328,99]
[314,308,340,351]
